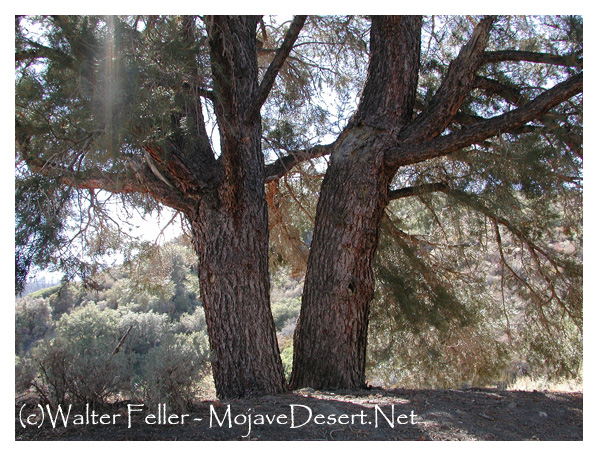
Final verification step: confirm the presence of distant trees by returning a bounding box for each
[17,276,60,297]
[17,15,582,397]
[15,238,211,409]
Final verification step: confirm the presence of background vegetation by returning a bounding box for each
[16,215,582,409]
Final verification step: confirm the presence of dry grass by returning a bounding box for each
[507,375,583,392]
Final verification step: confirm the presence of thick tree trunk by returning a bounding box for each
[185,16,287,398]
[291,16,501,391]
[290,128,391,389]
[189,124,287,398]
[190,183,287,398]
[291,16,422,390]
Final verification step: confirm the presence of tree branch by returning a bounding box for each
[24,154,144,194]
[474,76,527,105]
[127,157,197,213]
[386,71,583,169]
[141,141,223,196]
[16,40,73,65]
[352,16,422,129]
[483,50,582,68]
[388,182,450,200]
[400,16,496,142]
[388,181,574,273]
[16,127,137,194]
[474,75,583,157]
[246,15,307,121]
[264,142,335,182]
[20,144,197,214]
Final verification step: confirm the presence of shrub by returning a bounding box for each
[22,299,212,409]
[135,332,210,412]
[176,306,207,334]
[15,297,52,354]
[279,317,297,339]
[271,296,301,332]
[119,310,171,357]
[15,355,37,394]
[280,344,294,381]
[48,284,83,319]
[29,304,129,406]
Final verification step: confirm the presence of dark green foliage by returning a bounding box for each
[48,284,83,319]
[15,173,71,295]
[367,180,581,387]
[367,209,509,388]
[27,284,62,300]
[15,297,53,354]
[15,16,209,292]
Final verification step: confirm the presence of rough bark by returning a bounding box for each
[291,16,422,389]
[189,154,287,397]
[290,128,391,389]
[185,16,287,398]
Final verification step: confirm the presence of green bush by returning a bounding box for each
[119,310,171,357]
[15,296,52,354]
[280,344,294,381]
[48,284,83,319]
[271,297,300,332]
[135,332,210,412]
[29,304,129,406]
[15,355,37,394]
[176,306,207,334]
[17,292,213,408]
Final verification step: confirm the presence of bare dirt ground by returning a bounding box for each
[15,387,582,441]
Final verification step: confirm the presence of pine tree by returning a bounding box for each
[289,16,582,389]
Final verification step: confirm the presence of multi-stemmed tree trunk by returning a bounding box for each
[187,15,306,396]
[184,15,302,396]
[291,15,583,390]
